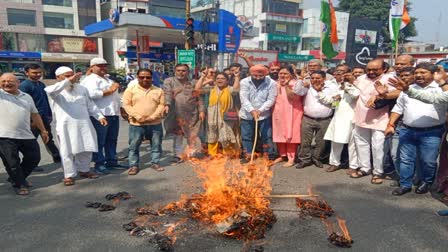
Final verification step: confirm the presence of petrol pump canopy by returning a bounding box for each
[84,11,241,53]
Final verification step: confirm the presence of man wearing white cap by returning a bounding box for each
[45,67,107,186]
[81,57,124,174]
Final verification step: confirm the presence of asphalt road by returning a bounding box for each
[1,120,447,252]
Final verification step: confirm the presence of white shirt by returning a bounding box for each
[80,73,121,116]
[0,90,37,139]
[303,86,334,118]
[45,79,104,155]
[392,82,447,127]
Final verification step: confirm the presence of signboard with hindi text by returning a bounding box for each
[177,50,196,69]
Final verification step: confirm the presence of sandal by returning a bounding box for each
[350,170,370,178]
[283,161,295,167]
[15,186,30,196]
[371,175,384,184]
[63,177,75,186]
[128,167,139,175]
[79,171,99,179]
[150,164,164,172]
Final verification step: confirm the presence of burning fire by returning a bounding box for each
[187,155,276,240]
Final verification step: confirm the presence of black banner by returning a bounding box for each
[345,17,383,68]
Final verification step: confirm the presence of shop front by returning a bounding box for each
[0,32,98,77]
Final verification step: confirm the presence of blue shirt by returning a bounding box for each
[239,77,277,121]
[19,79,52,119]
[152,71,163,87]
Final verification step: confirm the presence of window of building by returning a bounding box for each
[7,9,36,26]
[77,0,97,30]
[302,19,308,34]
[43,12,74,29]
[8,0,35,3]
[42,0,72,7]
[262,0,299,16]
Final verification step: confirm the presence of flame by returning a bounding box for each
[188,156,273,222]
[336,217,352,241]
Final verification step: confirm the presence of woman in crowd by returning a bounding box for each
[272,67,307,167]
[196,72,241,156]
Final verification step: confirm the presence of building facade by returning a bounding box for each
[202,0,307,64]
[0,0,103,78]
[100,0,185,73]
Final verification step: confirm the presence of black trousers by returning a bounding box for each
[32,116,60,160]
[0,138,41,187]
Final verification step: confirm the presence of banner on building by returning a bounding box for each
[345,17,383,67]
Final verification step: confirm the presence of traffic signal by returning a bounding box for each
[185,18,195,49]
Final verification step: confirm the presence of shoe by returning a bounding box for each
[94,165,110,175]
[106,163,128,170]
[240,157,250,164]
[79,171,99,179]
[53,156,61,163]
[128,166,139,175]
[150,164,164,172]
[295,161,312,169]
[415,183,430,194]
[326,165,341,172]
[171,156,184,164]
[312,159,324,168]
[392,187,412,196]
[389,180,400,187]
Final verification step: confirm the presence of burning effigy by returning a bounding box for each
[121,156,277,251]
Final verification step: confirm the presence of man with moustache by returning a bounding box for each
[163,64,205,161]
[350,59,395,184]
[45,67,107,185]
[122,69,165,175]
[20,63,61,165]
[385,63,447,196]
[268,61,281,81]
[0,73,49,195]
[239,64,277,163]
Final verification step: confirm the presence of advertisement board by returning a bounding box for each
[345,17,382,67]
[236,50,278,68]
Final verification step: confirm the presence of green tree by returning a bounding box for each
[337,0,417,49]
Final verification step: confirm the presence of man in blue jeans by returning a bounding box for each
[81,58,125,174]
[239,65,277,163]
[385,63,447,196]
[122,68,165,175]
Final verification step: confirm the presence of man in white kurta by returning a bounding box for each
[45,67,107,185]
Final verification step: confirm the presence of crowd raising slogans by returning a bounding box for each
[1,55,448,216]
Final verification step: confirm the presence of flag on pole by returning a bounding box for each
[389,0,411,48]
[320,0,339,59]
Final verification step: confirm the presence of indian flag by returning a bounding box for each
[389,0,411,48]
[320,0,339,59]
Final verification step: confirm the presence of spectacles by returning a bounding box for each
[138,76,152,79]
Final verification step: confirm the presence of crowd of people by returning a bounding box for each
[0,55,447,216]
